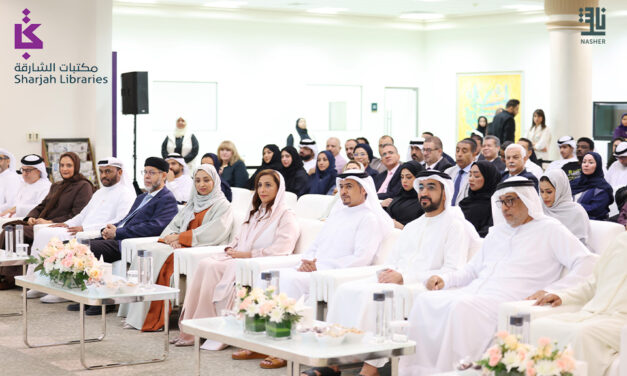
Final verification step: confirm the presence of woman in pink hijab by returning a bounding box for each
[171,169,300,346]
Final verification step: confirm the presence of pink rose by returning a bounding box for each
[496,330,509,340]
[537,337,551,347]
[526,361,536,376]
[556,354,575,372]
[237,288,247,299]
[488,347,502,367]
[239,300,250,311]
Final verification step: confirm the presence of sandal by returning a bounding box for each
[259,356,287,369]
[174,339,194,347]
[231,349,267,360]
[300,367,341,376]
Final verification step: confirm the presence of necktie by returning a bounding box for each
[118,194,152,228]
[452,169,464,206]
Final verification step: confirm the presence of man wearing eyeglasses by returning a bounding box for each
[67,157,178,315]
[373,144,402,200]
[398,177,595,375]
[0,154,50,219]
[423,136,453,172]
[0,149,22,215]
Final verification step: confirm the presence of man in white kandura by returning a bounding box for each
[606,141,627,188]
[0,148,22,214]
[532,232,627,376]
[398,177,596,375]
[0,154,50,219]
[165,153,192,203]
[304,170,480,376]
[546,136,578,171]
[28,158,136,302]
[278,170,393,301]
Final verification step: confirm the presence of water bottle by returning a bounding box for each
[383,290,395,340]
[373,292,386,343]
[137,250,153,288]
[15,225,24,246]
[270,270,280,293]
[508,315,524,341]
[520,313,530,344]
[260,272,272,290]
[4,226,14,257]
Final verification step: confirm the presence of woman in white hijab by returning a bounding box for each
[172,169,300,347]
[119,164,234,331]
[540,169,591,245]
[161,117,199,170]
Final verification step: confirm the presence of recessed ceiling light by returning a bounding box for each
[307,7,347,15]
[204,1,247,9]
[400,12,444,20]
[502,4,544,12]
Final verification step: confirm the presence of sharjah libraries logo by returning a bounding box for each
[579,7,606,45]
[14,8,43,60]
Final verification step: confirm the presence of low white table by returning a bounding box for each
[0,254,29,317]
[15,275,179,370]
[181,317,416,376]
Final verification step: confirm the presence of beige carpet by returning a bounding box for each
[0,287,294,375]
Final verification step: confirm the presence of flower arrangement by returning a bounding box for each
[236,285,305,337]
[477,331,576,376]
[28,238,104,290]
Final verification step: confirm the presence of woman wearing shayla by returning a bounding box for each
[161,117,199,169]
[172,169,300,349]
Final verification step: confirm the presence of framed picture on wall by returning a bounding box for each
[41,138,99,189]
[456,72,523,141]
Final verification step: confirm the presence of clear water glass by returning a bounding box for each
[126,269,139,284]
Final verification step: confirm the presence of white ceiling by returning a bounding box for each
[115,0,548,19]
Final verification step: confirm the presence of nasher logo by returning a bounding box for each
[14,8,43,60]
[579,7,606,45]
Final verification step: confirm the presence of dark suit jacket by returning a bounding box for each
[478,155,506,172]
[431,158,453,172]
[114,186,178,241]
[500,169,539,191]
[374,166,402,200]
[489,110,516,144]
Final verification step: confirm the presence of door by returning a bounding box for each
[384,87,418,159]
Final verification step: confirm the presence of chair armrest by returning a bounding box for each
[235,254,302,287]
[119,236,160,270]
[172,245,227,304]
[497,300,584,331]
[310,265,386,303]
[620,325,627,376]
[76,231,102,240]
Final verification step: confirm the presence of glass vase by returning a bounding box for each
[265,319,292,340]
[495,370,525,376]
[244,314,266,334]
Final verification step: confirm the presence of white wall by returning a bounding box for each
[112,6,424,173]
[0,0,112,163]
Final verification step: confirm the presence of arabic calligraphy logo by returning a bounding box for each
[14,8,43,60]
[579,7,606,36]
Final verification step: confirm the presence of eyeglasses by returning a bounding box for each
[495,197,520,208]
[20,168,37,174]
[422,148,439,153]
[141,170,159,177]
[0,156,9,161]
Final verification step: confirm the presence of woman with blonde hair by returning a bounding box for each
[217,140,248,188]
[161,117,199,168]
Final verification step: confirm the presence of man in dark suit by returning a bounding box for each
[67,157,178,315]
[374,144,402,200]
[423,136,453,172]
[478,135,506,172]
[489,99,520,144]
[500,143,539,190]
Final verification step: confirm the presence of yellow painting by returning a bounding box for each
[457,73,522,142]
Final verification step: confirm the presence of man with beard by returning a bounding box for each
[29,158,136,303]
[68,157,178,315]
[562,137,595,181]
[407,137,425,164]
[165,153,192,203]
[546,136,578,172]
[344,139,358,160]
[299,139,318,175]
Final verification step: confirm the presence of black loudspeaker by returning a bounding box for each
[121,71,149,115]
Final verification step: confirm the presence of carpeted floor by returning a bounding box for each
[0,287,297,375]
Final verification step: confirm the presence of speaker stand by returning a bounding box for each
[132,114,142,195]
